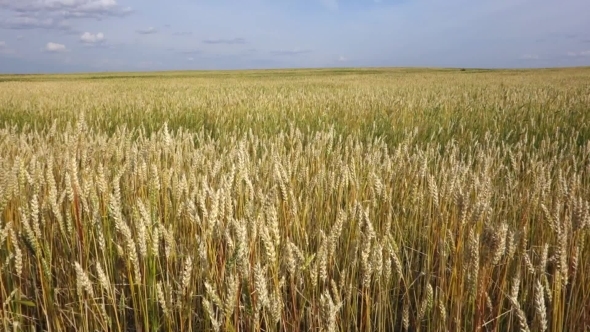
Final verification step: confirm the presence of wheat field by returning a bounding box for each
[0,67,589,331]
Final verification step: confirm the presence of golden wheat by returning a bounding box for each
[0,68,589,331]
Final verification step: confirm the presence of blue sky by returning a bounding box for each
[0,0,589,73]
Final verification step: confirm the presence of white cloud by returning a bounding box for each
[0,41,5,47]
[338,55,347,61]
[80,32,105,44]
[136,27,157,35]
[520,54,539,60]
[187,57,194,61]
[46,42,67,52]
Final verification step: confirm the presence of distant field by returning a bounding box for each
[0,67,589,331]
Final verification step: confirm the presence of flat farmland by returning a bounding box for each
[0,67,589,331]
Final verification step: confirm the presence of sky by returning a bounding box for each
[0,0,590,73]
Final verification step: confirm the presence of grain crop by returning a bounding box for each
[0,67,589,331]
